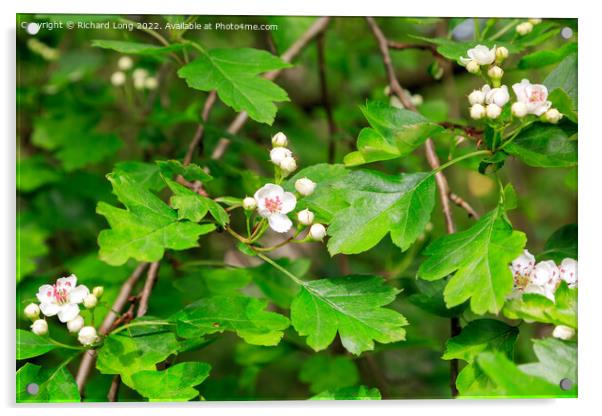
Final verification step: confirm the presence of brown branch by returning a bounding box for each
[386,40,443,58]
[317,31,337,163]
[450,192,480,219]
[75,262,149,395]
[210,16,332,160]
[107,375,121,402]
[183,90,217,166]
[137,261,160,317]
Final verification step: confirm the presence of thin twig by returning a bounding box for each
[317,31,338,163]
[386,40,442,58]
[211,17,332,160]
[75,263,149,395]
[137,262,160,317]
[107,375,121,402]
[450,192,480,219]
[183,90,218,166]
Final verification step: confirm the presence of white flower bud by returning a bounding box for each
[132,68,148,80]
[516,22,534,36]
[468,89,485,105]
[269,147,292,165]
[559,258,577,288]
[67,315,85,333]
[466,60,480,74]
[528,18,542,25]
[144,76,158,90]
[511,101,528,118]
[488,66,504,81]
[485,86,510,107]
[242,197,257,210]
[543,108,563,124]
[117,56,133,71]
[110,71,126,87]
[78,326,98,346]
[309,223,327,241]
[83,294,98,309]
[552,325,575,340]
[486,104,502,119]
[271,132,288,147]
[31,319,48,336]
[411,94,423,107]
[470,103,486,119]
[495,46,509,63]
[24,303,40,320]
[297,209,315,226]
[279,156,297,174]
[92,286,104,298]
[295,177,316,196]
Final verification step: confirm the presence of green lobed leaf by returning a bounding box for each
[131,362,211,401]
[16,329,56,360]
[114,161,165,191]
[344,101,443,166]
[505,123,577,168]
[178,47,291,124]
[299,355,359,394]
[172,295,290,346]
[157,159,213,183]
[408,279,467,318]
[164,177,229,226]
[17,155,61,192]
[310,385,381,400]
[16,218,49,282]
[327,170,436,255]
[544,52,578,109]
[418,204,526,314]
[96,172,216,265]
[17,363,80,403]
[247,258,308,308]
[539,224,577,262]
[519,338,577,390]
[92,39,185,55]
[173,266,253,297]
[290,275,408,355]
[518,42,577,70]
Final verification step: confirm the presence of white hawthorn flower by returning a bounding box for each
[110,71,126,87]
[297,209,315,226]
[531,260,561,288]
[511,250,536,279]
[117,56,133,71]
[36,275,90,323]
[24,303,40,320]
[295,177,316,196]
[78,326,98,346]
[271,132,288,147]
[83,294,98,309]
[511,101,528,118]
[516,22,534,36]
[552,325,575,340]
[485,85,510,107]
[543,108,563,124]
[486,104,502,119]
[512,79,552,116]
[242,196,257,210]
[559,258,578,288]
[269,147,292,165]
[92,286,104,298]
[67,315,85,333]
[487,66,504,81]
[470,103,486,120]
[411,94,424,107]
[31,319,48,336]
[460,44,497,66]
[280,156,297,175]
[309,223,327,241]
[254,184,297,233]
[523,283,555,302]
[133,68,148,90]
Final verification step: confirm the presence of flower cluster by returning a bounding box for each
[110,56,158,90]
[242,132,327,240]
[23,275,103,346]
[508,250,577,302]
[516,18,542,36]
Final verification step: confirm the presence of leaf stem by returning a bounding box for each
[489,19,520,41]
[431,150,491,176]
[47,337,86,351]
[110,320,174,336]
[254,252,305,286]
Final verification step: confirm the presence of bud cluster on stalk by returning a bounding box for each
[110,55,158,90]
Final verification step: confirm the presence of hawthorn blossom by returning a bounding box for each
[271,132,288,147]
[460,44,497,66]
[295,177,316,196]
[36,275,90,323]
[511,250,536,279]
[254,184,297,233]
[512,79,552,116]
[559,258,578,288]
[485,85,510,107]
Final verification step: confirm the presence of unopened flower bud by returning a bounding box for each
[118,56,133,71]
[552,325,575,340]
[470,103,486,120]
[488,66,504,85]
[31,319,48,336]
[468,89,485,105]
[297,209,315,226]
[486,104,502,119]
[243,197,257,210]
[78,326,98,346]
[466,60,480,74]
[511,101,528,118]
[144,76,158,90]
[92,286,104,298]
[516,22,534,36]
[269,147,292,165]
[279,156,297,174]
[271,132,288,147]
[110,71,126,87]
[543,108,563,124]
[67,315,85,333]
[309,223,327,241]
[528,18,542,25]
[495,46,509,63]
[295,177,316,196]
[83,294,98,309]
[24,303,40,320]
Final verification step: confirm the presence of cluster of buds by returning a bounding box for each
[110,56,158,90]
[516,18,542,36]
[459,44,508,87]
[468,84,510,120]
[508,250,577,303]
[23,275,103,346]
[269,132,297,176]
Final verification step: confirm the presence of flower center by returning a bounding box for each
[528,89,545,103]
[49,284,69,305]
[264,196,282,214]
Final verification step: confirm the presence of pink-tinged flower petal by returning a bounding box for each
[68,285,90,304]
[57,274,77,290]
[39,302,60,317]
[279,192,297,214]
[36,284,54,303]
[512,79,530,102]
[57,303,80,323]
[268,213,293,233]
[254,184,284,203]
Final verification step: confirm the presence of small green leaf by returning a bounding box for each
[291,275,407,355]
[114,161,165,191]
[518,42,577,69]
[16,218,49,282]
[544,53,578,109]
[310,385,381,400]
[300,355,359,394]
[16,329,56,360]
[164,177,229,226]
[92,39,185,55]
[17,156,61,192]
[17,363,80,403]
[131,362,211,401]
[539,224,577,262]
[505,123,577,168]
[157,159,213,183]
[178,47,291,124]
[548,89,578,123]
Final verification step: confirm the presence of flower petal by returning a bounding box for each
[280,192,297,214]
[57,274,77,290]
[68,285,90,304]
[36,284,54,303]
[268,213,292,233]
[57,304,80,323]
[254,183,285,213]
[39,302,60,317]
